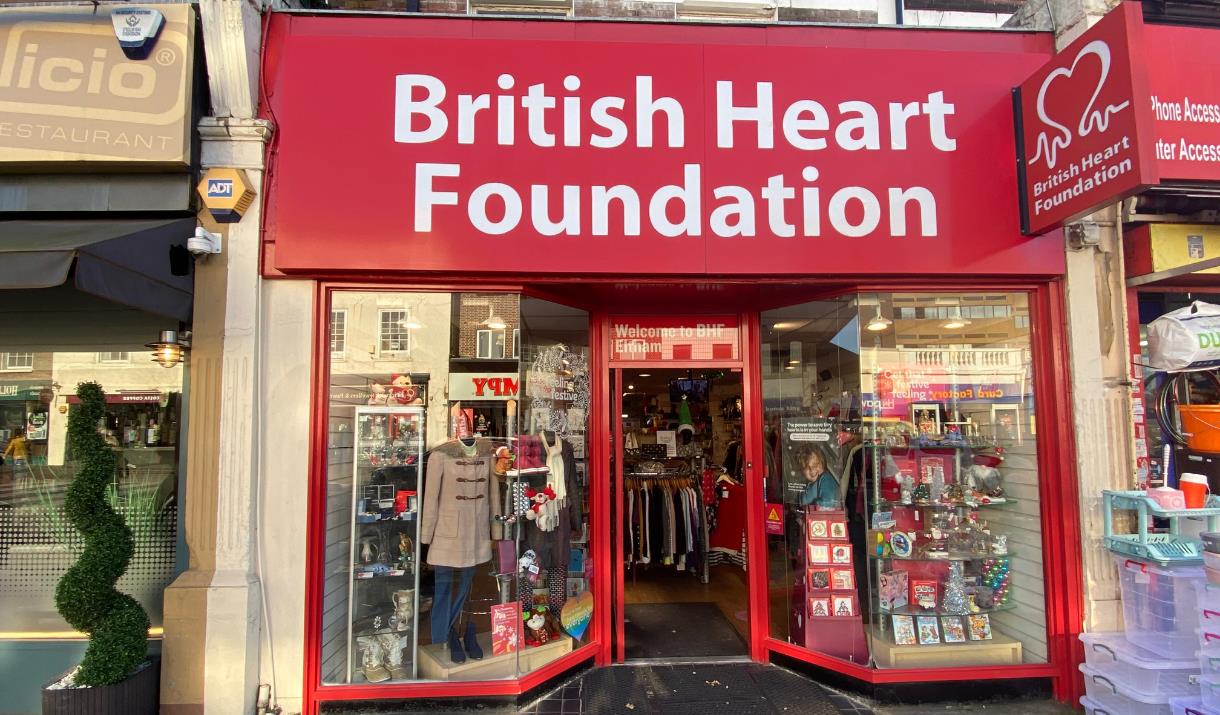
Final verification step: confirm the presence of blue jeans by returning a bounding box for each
[431,565,475,644]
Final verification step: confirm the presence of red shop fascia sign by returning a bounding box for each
[1014,1,1220,235]
[261,16,1066,279]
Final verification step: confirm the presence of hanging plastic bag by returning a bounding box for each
[1148,301,1220,372]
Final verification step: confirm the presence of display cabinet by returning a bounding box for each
[864,440,1022,668]
[345,405,426,683]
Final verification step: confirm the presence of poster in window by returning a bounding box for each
[780,418,840,505]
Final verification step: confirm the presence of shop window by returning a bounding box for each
[321,291,591,687]
[0,286,184,638]
[1,352,33,371]
[761,292,1046,670]
[331,310,348,358]
[476,329,506,359]
[378,309,411,357]
[512,329,520,359]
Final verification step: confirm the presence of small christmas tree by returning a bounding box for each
[941,561,970,615]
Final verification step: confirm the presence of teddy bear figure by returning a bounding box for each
[525,486,559,532]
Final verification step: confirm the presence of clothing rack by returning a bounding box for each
[623,468,710,585]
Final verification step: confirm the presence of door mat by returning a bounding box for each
[623,602,746,660]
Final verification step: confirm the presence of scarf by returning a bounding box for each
[541,432,568,506]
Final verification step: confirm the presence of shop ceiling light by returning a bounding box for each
[638,373,651,378]
[146,330,190,368]
[866,307,892,332]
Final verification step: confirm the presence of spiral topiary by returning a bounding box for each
[54,382,150,686]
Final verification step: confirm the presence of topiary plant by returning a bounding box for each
[54,382,150,686]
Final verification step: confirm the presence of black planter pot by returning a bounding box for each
[42,658,159,715]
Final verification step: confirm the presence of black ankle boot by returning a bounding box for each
[447,627,466,664]
[464,620,483,660]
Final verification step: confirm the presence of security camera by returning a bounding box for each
[187,227,222,257]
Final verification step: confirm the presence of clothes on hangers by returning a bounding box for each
[624,477,706,572]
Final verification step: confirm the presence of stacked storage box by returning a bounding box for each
[1174,546,1220,715]
[1079,556,1205,714]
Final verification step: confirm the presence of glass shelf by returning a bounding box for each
[873,601,1016,617]
[871,551,1014,562]
[878,498,1017,510]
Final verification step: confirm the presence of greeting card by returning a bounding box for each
[808,519,829,538]
[831,545,852,564]
[892,615,916,645]
[968,614,993,640]
[878,570,909,611]
[941,617,966,643]
[832,568,854,590]
[809,597,830,618]
[491,602,521,656]
[833,595,855,618]
[808,543,830,564]
[917,616,941,645]
[830,522,848,539]
[808,568,831,590]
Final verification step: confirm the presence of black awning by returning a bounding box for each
[0,218,195,322]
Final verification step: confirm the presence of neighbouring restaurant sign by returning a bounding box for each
[263,16,1064,277]
[0,3,195,164]
[1016,2,1220,235]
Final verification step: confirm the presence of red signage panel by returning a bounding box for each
[609,316,739,362]
[1143,23,1220,183]
[263,16,1064,277]
[1016,2,1158,235]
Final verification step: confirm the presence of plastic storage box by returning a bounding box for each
[1081,663,1182,715]
[1171,696,1220,715]
[1080,632,1199,696]
[1204,675,1220,713]
[1199,582,1220,629]
[1117,555,1206,658]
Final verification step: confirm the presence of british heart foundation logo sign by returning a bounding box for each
[1016,2,1158,235]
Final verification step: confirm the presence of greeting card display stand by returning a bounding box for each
[795,508,869,663]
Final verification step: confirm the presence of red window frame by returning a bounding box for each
[301,279,1085,714]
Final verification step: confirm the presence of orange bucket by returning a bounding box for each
[1179,405,1220,453]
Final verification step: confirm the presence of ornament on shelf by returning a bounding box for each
[899,476,915,505]
[912,475,932,504]
[992,535,1008,556]
[981,557,1012,608]
[941,561,970,615]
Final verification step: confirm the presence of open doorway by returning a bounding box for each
[616,367,749,660]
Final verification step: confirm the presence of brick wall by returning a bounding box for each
[456,294,521,358]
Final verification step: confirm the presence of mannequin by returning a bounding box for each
[420,436,500,663]
[522,430,581,615]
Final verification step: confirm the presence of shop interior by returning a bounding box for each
[616,368,749,659]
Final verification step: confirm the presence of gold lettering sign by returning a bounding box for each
[0,3,193,164]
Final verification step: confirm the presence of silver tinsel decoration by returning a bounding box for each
[941,561,970,615]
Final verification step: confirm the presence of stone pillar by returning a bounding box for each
[161,117,272,715]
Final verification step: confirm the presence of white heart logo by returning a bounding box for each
[1027,39,1131,170]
